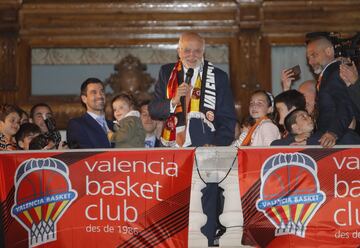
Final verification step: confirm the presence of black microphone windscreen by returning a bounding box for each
[185,68,194,84]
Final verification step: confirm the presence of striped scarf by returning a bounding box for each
[161,61,183,146]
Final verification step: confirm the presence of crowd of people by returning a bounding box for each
[1,32,360,151]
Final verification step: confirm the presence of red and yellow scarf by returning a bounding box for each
[161,61,183,146]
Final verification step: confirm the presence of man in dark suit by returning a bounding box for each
[306,35,355,147]
[149,32,236,147]
[67,78,113,149]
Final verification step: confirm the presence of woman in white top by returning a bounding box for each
[234,90,280,147]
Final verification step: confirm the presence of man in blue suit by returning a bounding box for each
[67,78,113,149]
[149,32,236,147]
[306,35,355,147]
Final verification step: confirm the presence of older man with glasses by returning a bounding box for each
[149,31,236,147]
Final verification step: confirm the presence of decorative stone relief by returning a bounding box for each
[104,54,155,102]
[31,45,229,65]
[0,37,16,90]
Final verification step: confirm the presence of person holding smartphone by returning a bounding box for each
[280,65,317,118]
[280,65,301,91]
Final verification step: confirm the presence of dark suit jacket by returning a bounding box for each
[317,61,354,139]
[271,132,322,146]
[271,130,360,146]
[66,113,113,149]
[149,62,236,146]
[347,78,360,120]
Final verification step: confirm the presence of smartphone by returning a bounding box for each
[288,65,301,81]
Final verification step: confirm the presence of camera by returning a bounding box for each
[29,134,55,150]
[44,117,56,132]
[306,32,360,64]
[44,117,62,147]
[331,32,360,64]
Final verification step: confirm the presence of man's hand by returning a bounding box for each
[340,61,359,87]
[281,69,295,91]
[171,83,191,107]
[319,132,337,148]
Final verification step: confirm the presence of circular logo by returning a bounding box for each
[193,88,201,99]
[166,116,177,130]
[206,111,214,122]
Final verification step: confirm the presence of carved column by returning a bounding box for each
[0,36,16,90]
[234,1,263,120]
[0,0,20,104]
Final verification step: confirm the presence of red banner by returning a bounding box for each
[238,148,360,247]
[1,149,194,248]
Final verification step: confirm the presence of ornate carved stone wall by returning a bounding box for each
[0,0,20,103]
[31,46,229,65]
[0,36,16,90]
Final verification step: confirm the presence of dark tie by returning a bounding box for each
[316,74,322,92]
[97,117,108,133]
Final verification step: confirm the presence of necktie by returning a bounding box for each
[97,117,108,134]
[316,74,322,92]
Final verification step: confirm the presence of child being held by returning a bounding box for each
[234,90,280,147]
[108,93,146,148]
[0,104,21,151]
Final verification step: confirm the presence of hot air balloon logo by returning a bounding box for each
[256,153,326,238]
[11,158,77,247]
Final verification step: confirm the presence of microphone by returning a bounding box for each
[180,68,194,111]
[184,68,194,85]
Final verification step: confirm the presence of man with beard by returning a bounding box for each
[149,32,236,147]
[306,35,354,147]
[67,77,113,148]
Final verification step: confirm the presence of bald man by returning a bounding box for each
[149,32,236,147]
[280,73,317,117]
[298,80,316,116]
[306,35,354,147]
